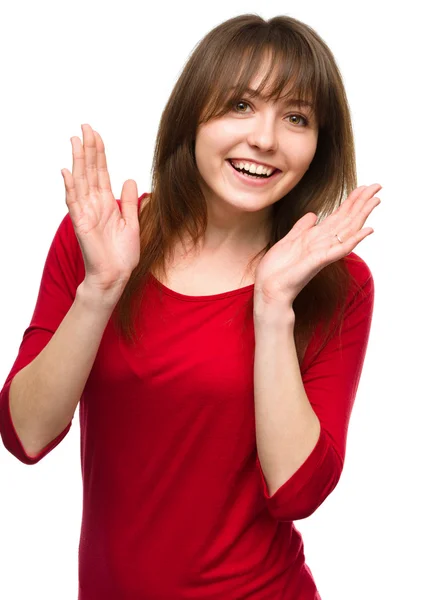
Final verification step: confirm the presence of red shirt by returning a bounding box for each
[0,193,374,599]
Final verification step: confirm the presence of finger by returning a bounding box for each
[61,168,81,220]
[338,185,368,214]
[81,124,98,192]
[349,183,382,218]
[346,227,374,253]
[286,212,318,242]
[348,185,368,202]
[329,227,374,261]
[342,195,381,240]
[93,130,113,193]
[71,135,89,200]
[329,184,381,237]
[321,185,368,232]
[120,179,139,224]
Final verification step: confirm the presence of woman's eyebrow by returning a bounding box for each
[230,86,314,110]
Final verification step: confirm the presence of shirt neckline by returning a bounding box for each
[148,272,255,302]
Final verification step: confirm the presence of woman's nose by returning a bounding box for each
[247,118,279,152]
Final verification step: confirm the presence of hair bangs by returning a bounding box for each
[199,36,321,127]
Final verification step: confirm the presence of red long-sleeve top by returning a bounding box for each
[0,193,374,599]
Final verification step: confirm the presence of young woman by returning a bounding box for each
[0,14,381,599]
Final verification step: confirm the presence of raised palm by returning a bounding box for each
[61,124,141,293]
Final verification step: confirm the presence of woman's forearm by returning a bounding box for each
[8,281,122,457]
[253,306,321,497]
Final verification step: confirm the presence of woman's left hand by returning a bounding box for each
[253,183,382,308]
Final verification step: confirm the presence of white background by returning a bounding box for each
[0,1,427,598]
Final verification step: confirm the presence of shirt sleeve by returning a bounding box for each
[0,195,150,465]
[256,253,375,521]
[0,211,85,465]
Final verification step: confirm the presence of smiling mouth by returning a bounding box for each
[227,159,280,179]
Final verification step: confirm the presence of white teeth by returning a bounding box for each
[231,160,275,176]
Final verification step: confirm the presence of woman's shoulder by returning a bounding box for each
[344,251,373,285]
[343,251,374,305]
[139,192,151,202]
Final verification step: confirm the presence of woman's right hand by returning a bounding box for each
[61,124,141,297]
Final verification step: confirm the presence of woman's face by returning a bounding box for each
[194,65,319,218]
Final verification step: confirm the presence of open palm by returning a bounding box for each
[254,183,382,306]
[61,124,141,294]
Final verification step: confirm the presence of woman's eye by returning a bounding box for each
[234,101,250,113]
[232,101,308,127]
[287,114,309,127]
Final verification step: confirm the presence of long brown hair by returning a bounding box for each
[112,14,365,365]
